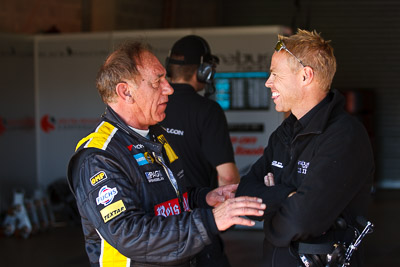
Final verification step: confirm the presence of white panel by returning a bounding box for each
[36,33,111,187]
[0,35,36,210]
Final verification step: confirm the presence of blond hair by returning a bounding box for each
[279,29,336,92]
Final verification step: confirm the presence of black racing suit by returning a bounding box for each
[67,106,218,267]
[237,89,375,267]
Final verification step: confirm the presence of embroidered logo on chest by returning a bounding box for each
[297,160,310,174]
[145,170,164,183]
[272,160,284,168]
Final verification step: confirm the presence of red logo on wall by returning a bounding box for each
[40,114,56,133]
[0,116,35,136]
[39,115,100,133]
[231,136,264,155]
[0,117,6,135]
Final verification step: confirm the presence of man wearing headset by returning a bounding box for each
[160,35,240,267]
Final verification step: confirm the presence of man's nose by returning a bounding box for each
[162,80,174,95]
[265,76,273,88]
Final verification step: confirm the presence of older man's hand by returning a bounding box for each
[206,184,238,207]
[212,196,266,231]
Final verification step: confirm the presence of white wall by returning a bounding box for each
[35,33,111,189]
[0,35,36,210]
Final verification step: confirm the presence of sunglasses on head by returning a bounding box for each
[275,40,305,67]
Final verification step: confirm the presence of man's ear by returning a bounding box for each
[302,66,314,85]
[116,82,135,103]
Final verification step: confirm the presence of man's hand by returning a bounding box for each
[264,172,296,197]
[264,172,275,186]
[206,184,238,207]
[212,196,266,231]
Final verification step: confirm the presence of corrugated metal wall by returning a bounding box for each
[218,0,400,187]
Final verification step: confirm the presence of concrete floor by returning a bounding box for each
[1,189,399,267]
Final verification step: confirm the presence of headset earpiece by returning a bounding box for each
[166,35,217,83]
[197,58,214,83]
[196,38,215,83]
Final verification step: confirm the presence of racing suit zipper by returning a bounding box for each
[152,152,183,207]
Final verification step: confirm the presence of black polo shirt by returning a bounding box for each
[160,83,235,189]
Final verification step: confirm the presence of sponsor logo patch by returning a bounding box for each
[144,152,154,164]
[145,170,164,183]
[154,192,190,217]
[100,200,126,223]
[182,192,189,212]
[96,185,118,206]
[134,153,148,166]
[90,171,107,186]
[154,198,181,217]
[127,143,144,151]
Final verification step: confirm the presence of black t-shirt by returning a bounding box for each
[160,83,235,189]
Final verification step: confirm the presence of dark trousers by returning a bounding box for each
[193,234,231,267]
[262,240,299,267]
